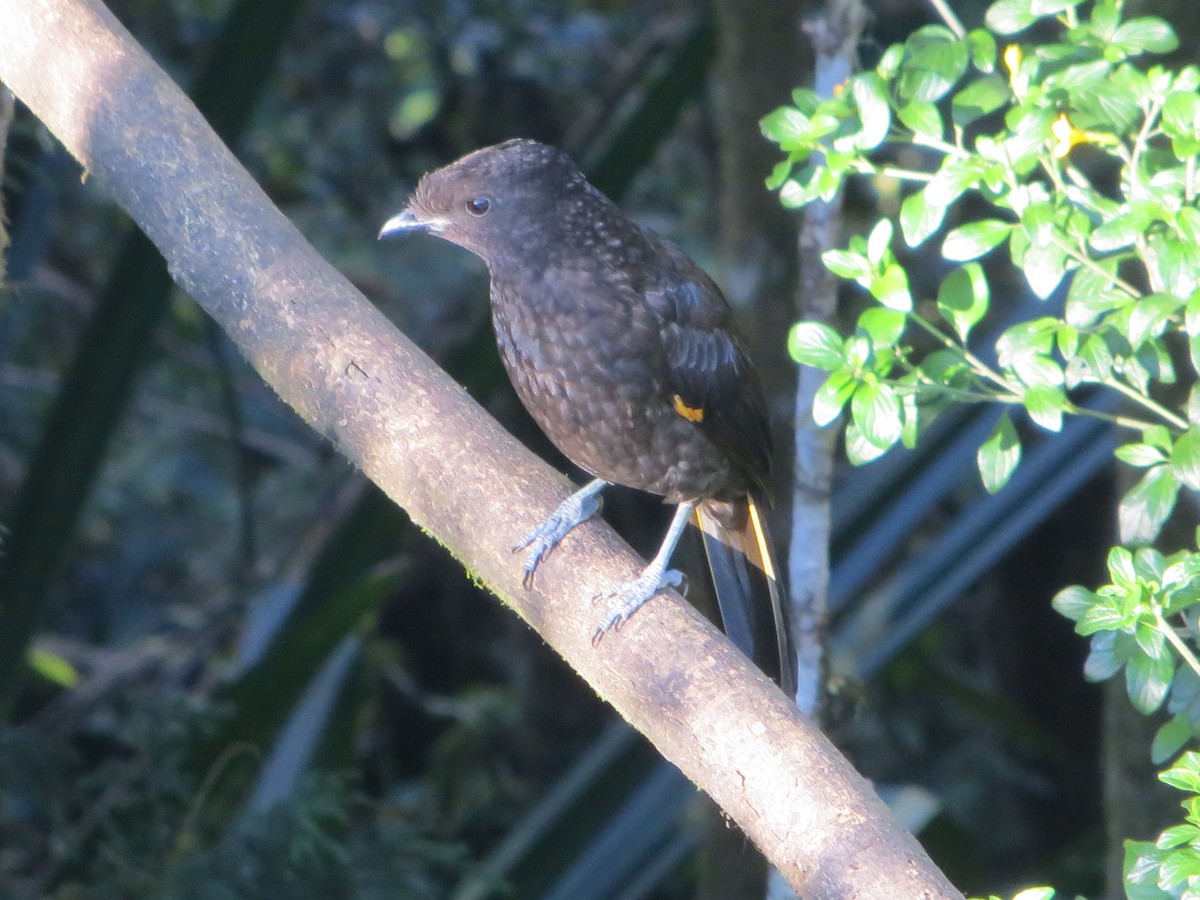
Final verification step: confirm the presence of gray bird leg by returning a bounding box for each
[515,478,608,587]
[593,499,697,640]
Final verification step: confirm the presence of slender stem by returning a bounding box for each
[899,365,1019,404]
[909,313,1018,393]
[925,0,966,37]
[1049,235,1143,299]
[1103,377,1190,431]
[877,165,934,183]
[1129,95,1165,202]
[1157,608,1200,682]
[1065,402,1163,433]
[911,133,971,159]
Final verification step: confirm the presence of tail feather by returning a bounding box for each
[695,498,796,698]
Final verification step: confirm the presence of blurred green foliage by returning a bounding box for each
[767,0,1200,894]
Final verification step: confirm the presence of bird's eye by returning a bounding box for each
[465,197,491,216]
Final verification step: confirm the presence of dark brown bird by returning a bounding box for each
[380,139,794,693]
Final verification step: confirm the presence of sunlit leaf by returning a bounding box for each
[898,26,970,103]
[789,322,846,370]
[951,74,1011,127]
[942,218,1013,261]
[1170,428,1200,490]
[977,413,1021,493]
[813,367,856,426]
[1119,465,1180,545]
[899,189,947,247]
[1126,649,1174,715]
[937,263,990,340]
[1110,17,1179,56]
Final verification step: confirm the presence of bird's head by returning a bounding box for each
[379,139,586,262]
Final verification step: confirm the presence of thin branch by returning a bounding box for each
[926,0,967,38]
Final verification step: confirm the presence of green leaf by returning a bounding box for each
[897,100,943,139]
[1158,822,1200,851]
[857,307,908,348]
[760,106,813,150]
[997,317,1057,360]
[1110,17,1179,56]
[1119,465,1181,545]
[1090,0,1119,39]
[1170,428,1200,490]
[977,413,1021,493]
[942,219,1013,261]
[1115,442,1168,468]
[844,334,871,368]
[1143,425,1174,453]
[790,87,822,115]
[851,380,903,450]
[1064,259,1129,327]
[28,648,79,689]
[1052,584,1098,622]
[985,0,1037,34]
[1189,384,1200,427]
[921,349,974,388]
[852,72,891,149]
[1128,293,1184,349]
[1126,649,1174,714]
[1090,209,1154,252]
[1072,64,1146,133]
[1084,631,1121,680]
[966,28,997,72]
[1160,751,1200,792]
[870,264,913,311]
[844,419,890,465]
[1022,242,1069,299]
[823,248,871,282]
[1163,91,1200,157]
[937,263,990,341]
[1011,890,1056,900]
[1146,231,1200,300]
[899,189,947,248]
[1023,383,1066,431]
[812,367,856,426]
[1108,545,1137,586]
[789,322,846,370]
[765,160,793,191]
[866,218,894,267]
[1030,0,1084,13]
[778,168,826,208]
[925,157,986,206]
[1077,596,1129,635]
[1152,714,1193,766]
[951,74,1011,127]
[898,26,970,103]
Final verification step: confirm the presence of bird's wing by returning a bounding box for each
[642,260,774,500]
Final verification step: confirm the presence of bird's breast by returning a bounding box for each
[488,276,739,502]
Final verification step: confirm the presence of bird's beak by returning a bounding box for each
[378,208,436,239]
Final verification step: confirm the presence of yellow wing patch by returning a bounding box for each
[672,394,705,423]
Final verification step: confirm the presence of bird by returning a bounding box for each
[380,139,795,694]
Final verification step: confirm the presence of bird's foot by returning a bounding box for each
[514,482,605,588]
[592,567,686,644]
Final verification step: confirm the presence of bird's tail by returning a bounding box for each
[695,497,796,698]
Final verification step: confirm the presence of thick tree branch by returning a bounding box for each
[0,1,960,896]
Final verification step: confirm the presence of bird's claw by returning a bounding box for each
[514,488,603,587]
[591,568,686,644]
